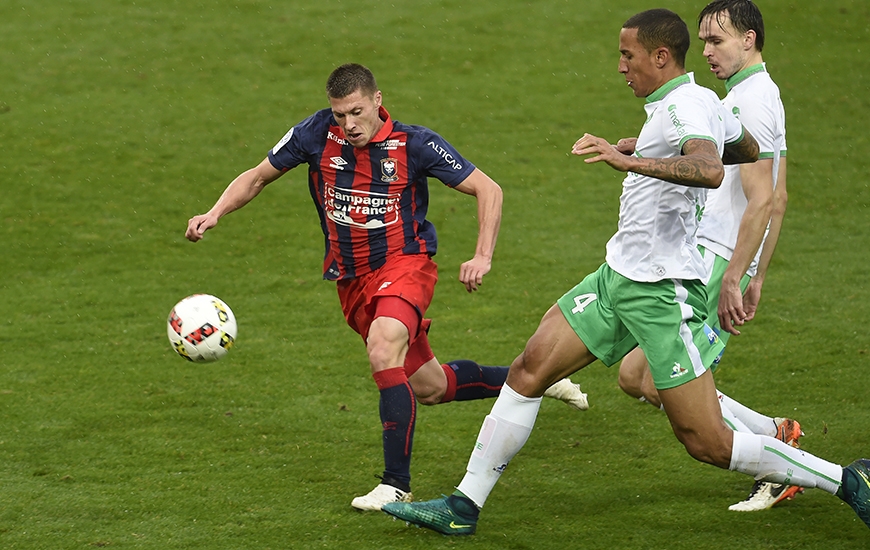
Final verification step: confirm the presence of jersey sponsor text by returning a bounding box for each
[324,184,401,229]
[427,141,463,170]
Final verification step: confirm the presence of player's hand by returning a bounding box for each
[717,280,747,336]
[185,213,218,242]
[742,280,762,321]
[615,137,637,155]
[459,255,492,293]
[571,133,632,172]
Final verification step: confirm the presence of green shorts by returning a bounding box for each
[557,263,724,390]
[700,246,751,352]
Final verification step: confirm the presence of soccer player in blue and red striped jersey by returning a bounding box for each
[185,63,588,511]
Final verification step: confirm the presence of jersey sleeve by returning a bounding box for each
[734,98,779,158]
[661,94,717,152]
[409,127,476,187]
[267,111,324,172]
[722,104,745,146]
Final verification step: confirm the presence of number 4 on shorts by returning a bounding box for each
[570,293,597,315]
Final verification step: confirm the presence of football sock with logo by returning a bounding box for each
[729,431,842,494]
[373,367,415,492]
[456,383,541,508]
[440,360,508,403]
[717,391,778,437]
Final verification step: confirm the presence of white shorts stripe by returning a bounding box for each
[673,279,706,377]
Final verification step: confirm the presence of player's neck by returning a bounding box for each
[658,67,688,89]
[739,51,764,73]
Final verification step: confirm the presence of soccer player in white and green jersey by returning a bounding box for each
[618,0,802,512]
[381,8,870,536]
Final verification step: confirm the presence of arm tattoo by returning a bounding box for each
[631,139,724,188]
[723,128,760,165]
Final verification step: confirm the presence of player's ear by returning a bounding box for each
[654,47,670,68]
[374,90,382,107]
[744,29,757,51]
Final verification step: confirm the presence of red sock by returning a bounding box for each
[440,363,458,402]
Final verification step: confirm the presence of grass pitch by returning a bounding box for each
[1,0,868,548]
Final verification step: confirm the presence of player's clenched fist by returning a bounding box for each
[185,214,217,242]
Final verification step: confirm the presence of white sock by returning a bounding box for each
[729,431,842,494]
[718,396,752,433]
[456,383,542,508]
[717,391,778,436]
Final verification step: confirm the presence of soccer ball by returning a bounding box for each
[167,294,237,362]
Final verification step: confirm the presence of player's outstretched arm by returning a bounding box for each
[722,126,760,165]
[743,156,787,321]
[572,133,727,189]
[718,157,774,335]
[453,168,503,293]
[186,158,283,242]
[571,133,635,172]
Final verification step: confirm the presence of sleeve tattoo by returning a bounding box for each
[722,127,760,165]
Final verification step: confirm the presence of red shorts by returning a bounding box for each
[336,254,438,342]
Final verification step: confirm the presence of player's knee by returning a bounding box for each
[617,366,643,398]
[366,338,404,372]
[505,353,551,396]
[416,392,443,406]
[366,336,406,373]
[675,430,732,468]
[366,318,410,371]
[411,379,446,406]
[407,361,448,405]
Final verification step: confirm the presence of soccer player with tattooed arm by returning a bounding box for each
[618,0,801,512]
[381,9,870,535]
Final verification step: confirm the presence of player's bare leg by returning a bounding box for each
[466,303,596,511]
[657,369,853,517]
[505,304,597,396]
[366,316,411,373]
[383,305,596,534]
[625,348,808,510]
[658,370,733,467]
[618,347,660,407]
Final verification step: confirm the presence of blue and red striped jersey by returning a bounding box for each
[267,106,476,280]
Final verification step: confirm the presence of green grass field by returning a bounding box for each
[2,0,869,548]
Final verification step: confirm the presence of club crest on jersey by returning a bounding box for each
[380,158,399,182]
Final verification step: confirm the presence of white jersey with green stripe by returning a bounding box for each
[697,63,787,276]
[606,73,744,283]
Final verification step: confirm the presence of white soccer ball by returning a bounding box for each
[167,294,237,362]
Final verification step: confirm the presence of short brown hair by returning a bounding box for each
[326,63,378,99]
[699,0,765,52]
